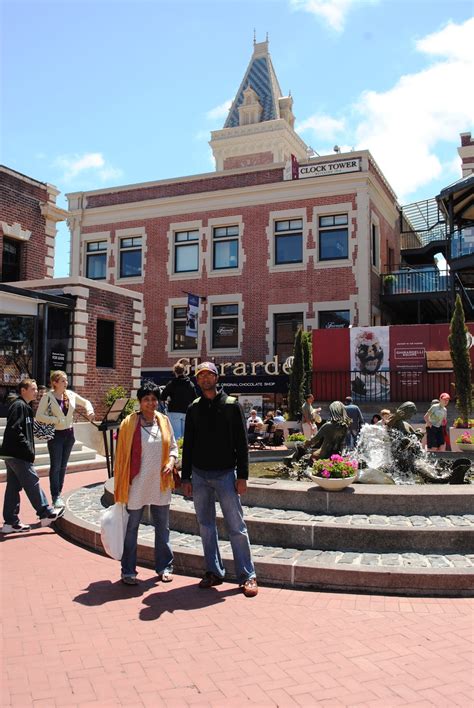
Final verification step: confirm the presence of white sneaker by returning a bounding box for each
[40,507,65,527]
[1,522,31,534]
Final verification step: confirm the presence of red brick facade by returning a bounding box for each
[0,167,51,281]
[71,152,401,378]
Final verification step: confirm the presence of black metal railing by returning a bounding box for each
[382,269,449,295]
[312,369,460,403]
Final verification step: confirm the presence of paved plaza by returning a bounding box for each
[1,469,473,707]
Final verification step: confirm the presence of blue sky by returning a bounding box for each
[2,0,473,276]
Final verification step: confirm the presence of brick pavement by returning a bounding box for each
[1,469,473,707]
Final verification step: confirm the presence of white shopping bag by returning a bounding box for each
[100,502,129,560]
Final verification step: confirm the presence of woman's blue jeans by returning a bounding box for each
[48,430,75,501]
[121,505,173,577]
[192,468,255,583]
[167,412,186,441]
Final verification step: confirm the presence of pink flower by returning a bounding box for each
[321,469,331,478]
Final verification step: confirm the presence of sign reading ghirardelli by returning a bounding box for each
[180,355,293,377]
[298,158,361,179]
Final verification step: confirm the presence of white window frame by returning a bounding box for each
[207,294,243,356]
[166,297,203,356]
[371,212,381,273]
[205,216,245,277]
[81,231,111,281]
[266,208,308,273]
[115,227,146,284]
[167,220,203,281]
[313,203,354,267]
[265,303,309,358]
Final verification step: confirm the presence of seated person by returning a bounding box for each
[273,410,285,424]
[247,409,263,430]
[370,414,382,424]
[286,401,351,465]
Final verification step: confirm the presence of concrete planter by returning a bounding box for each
[449,427,474,452]
[309,474,356,491]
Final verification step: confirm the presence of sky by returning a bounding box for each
[2,0,473,277]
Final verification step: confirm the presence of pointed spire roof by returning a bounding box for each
[224,39,283,128]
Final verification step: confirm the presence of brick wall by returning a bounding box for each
[0,169,50,281]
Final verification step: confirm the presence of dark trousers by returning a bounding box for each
[3,458,52,524]
[48,431,75,500]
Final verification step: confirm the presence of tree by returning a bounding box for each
[288,327,305,420]
[302,330,312,395]
[448,295,472,425]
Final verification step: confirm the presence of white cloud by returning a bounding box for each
[54,152,123,183]
[290,0,372,32]
[206,99,232,121]
[297,18,474,201]
[296,114,345,140]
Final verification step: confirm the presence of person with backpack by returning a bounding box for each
[160,361,197,440]
[181,362,258,597]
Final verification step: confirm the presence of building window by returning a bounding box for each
[119,237,142,278]
[213,225,239,269]
[85,241,107,280]
[319,310,350,329]
[212,304,239,349]
[2,238,22,282]
[274,219,303,265]
[175,230,199,273]
[273,312,303,359]
[371,223,379,268]
[96,320,115,368]
[319,214,348,261]
[172,306,198,351]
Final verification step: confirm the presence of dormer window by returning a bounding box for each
[238,86,263,126]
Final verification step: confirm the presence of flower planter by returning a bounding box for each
[457,443,474,452]
[309,474,356,491]
[450,427,474,452]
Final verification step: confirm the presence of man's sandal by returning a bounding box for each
[158,572,173,583]
[241,577,258,597]
[198,571,224,589]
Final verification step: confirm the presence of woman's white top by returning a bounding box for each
[127,420,176,509]
[36,389,94,430]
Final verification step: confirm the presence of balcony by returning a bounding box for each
[382,268,448,296]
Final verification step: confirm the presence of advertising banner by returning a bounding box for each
[185,293,199,339]
[350,326,390,401]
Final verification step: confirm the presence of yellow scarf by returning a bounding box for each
[114,411,172,504]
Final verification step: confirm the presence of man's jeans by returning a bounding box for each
[48,431,75,500]
[3,458,52,524]
[121,505,173,577]
[192,468,255,583]
[167,412,186,441]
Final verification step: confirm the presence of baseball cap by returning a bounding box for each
[439,392,450,400]
[195,361,218,376]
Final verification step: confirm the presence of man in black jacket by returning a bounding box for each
[161,361,197,439]
[181,362,258,597]
[1,378,63,534]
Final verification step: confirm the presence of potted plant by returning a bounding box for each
[455,431,474,452]
[383,274,396,294]
[310,454,358,491]
[286,432,306,449]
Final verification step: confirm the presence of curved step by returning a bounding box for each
[57,483,474,596]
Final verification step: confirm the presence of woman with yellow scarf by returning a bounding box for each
[114,382,178,585]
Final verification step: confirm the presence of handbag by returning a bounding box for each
[33,418,55,441]
[100,502,129,560]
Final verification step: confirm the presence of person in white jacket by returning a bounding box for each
[36,370,94,508]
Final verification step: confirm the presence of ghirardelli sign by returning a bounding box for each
[179,355,293,377]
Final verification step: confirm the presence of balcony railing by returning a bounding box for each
[451,227,474,259]
[383,269,449,295]
[312,369,460,403]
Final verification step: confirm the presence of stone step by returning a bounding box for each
[0,447,107,480]
[58,483,474,596]
[166,495,474,555]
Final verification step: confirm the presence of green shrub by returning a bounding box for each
[104,385,136,420]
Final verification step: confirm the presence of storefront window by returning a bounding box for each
[212,304,239,349]
[0,316,34,384]
[172,306,198,350]
[274,312,303,359]
[319,310,350,329]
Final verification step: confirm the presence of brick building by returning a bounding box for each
[0,166,142,416]
[66,40,402,411]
